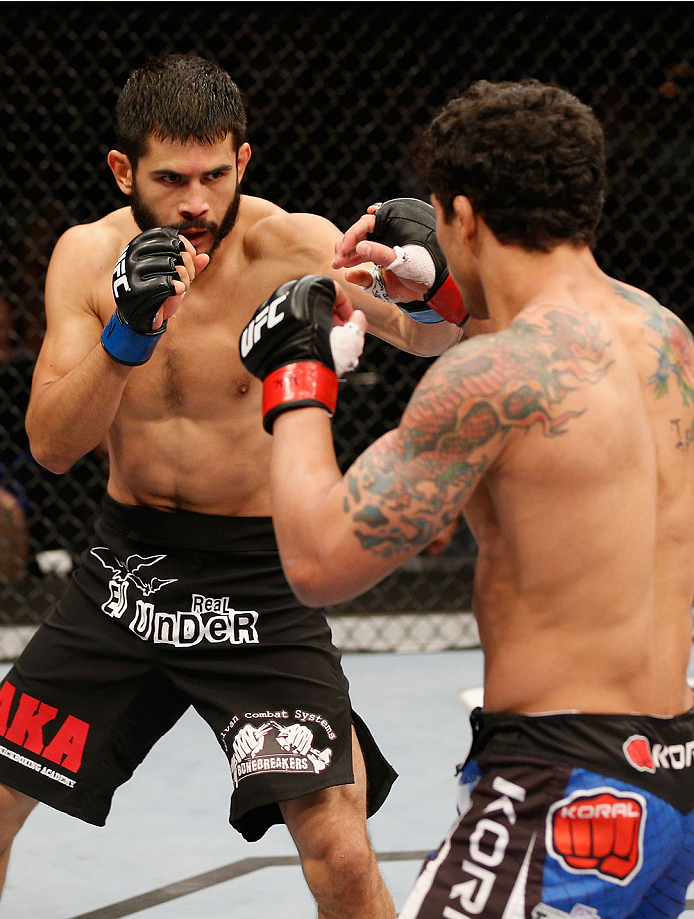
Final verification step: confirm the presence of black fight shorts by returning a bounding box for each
[0,496,396,841]
[401,707,694,919]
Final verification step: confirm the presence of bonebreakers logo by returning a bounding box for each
[547,787,646,885]
[623,733,694,772]
[222,710,335,785]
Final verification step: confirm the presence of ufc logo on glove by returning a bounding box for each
[239,292,288,358]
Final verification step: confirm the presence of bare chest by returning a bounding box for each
[94,223,306,420]
[102,282,261,419]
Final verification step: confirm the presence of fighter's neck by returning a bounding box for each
[480,242,604,328]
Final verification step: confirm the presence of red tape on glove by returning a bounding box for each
[429,274,468,326]
[262,361,338,432]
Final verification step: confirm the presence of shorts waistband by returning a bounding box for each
[100,494,277,552]
[466,707,694,814]
[469,706,694,765]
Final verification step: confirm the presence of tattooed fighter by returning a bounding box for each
[241,80,694,918]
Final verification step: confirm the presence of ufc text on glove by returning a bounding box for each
[239,275,341,434]
[101,227,184,366]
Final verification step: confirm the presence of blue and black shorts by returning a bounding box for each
[400,706,694,918]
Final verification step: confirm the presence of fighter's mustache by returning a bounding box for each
[171,220,219,233]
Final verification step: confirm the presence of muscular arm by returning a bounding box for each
[268,298,618,607]
[270,339,505,606]
[25,226,134,473]
[26,223,202,474]
[266,212,465,355]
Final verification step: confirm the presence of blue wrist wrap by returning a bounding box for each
[396,304,446,324]
[101,311,167,366]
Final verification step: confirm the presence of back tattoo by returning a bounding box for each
[611,279,694,407]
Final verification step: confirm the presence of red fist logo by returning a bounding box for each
[548,788,646,885]
[623,735,656,773]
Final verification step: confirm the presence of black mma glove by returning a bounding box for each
[239,275,339,433]
[101,227,185,366]
[368,198,468,326]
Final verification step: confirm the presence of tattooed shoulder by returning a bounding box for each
[610,278,694,405]
[343,304,615,559]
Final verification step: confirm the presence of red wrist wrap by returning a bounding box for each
[262,361,338,431]
[429,273,468,326]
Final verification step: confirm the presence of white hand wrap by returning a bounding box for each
[330,321,365,377]
[367,266,393,302]
[388,245,437,288]
[366,244,436,303]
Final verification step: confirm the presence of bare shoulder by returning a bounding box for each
[420,299,613,386]
[609,277,664,312]
[609,277,694,401]
[610,276,693,339]
[50,207,134,273]
[46,208,137,319]
[244,199,339,266]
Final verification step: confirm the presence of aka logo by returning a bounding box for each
[239,292,287,358]
[0,680,89,778]
[547,787,646,885]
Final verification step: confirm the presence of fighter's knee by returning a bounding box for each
[284,785,392,917]
[301,833,379,902]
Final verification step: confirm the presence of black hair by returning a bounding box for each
[416,79,606,251]
[115,54,248,166]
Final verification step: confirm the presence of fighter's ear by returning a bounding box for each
[236,142,251,182]
[451,195,476,238]
[108,150,133,196]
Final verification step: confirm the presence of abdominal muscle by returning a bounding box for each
[104,411,273,516]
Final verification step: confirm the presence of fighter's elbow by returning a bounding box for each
[26,432,74,475]
[282,556,342,608]
[33,451,74,476]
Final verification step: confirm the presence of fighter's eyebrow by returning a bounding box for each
[150,163,235,177]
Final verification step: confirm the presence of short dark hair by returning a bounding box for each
[416,79,606,252]
[115,54,248,166]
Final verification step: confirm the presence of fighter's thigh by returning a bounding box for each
[0,611,187,820]
[404,758,673,919]
[400,757,568,919]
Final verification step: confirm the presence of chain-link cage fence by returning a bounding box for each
[1,4,693,658]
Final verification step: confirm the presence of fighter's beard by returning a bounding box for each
[129,181,241,259]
